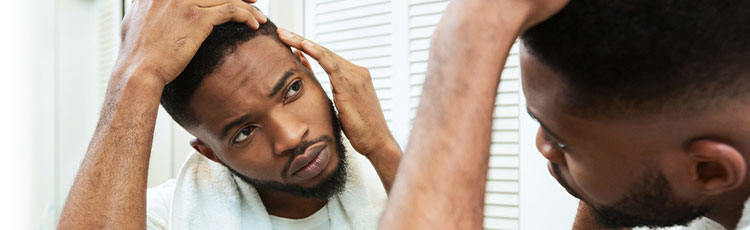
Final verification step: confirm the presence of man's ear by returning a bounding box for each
[293,49,314,72]
[683,139,746,196]
[190,138,223,165]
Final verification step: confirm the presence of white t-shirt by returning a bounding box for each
[269,205,330,230]
[146,179,331,230]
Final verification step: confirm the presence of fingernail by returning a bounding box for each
[302,40,313,47]
[279,28,293,38]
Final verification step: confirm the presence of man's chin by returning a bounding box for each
[590,204,703,229]
[586,173,709,229]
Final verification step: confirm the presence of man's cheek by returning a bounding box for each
[568,163,625,206]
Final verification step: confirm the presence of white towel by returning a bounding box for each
[168,144,387,230]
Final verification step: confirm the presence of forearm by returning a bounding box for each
[58,66,165,229]
[379,1,526,229]
[365,137,402,193]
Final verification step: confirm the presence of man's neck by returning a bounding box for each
[257,189,327,219]
[705,187,750,229]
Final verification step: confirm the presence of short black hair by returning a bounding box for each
[521,0,750,118]
[161,20,280,127]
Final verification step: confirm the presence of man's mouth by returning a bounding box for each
[288,142,330,180]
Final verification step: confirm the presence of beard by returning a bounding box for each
[551,163,709,228]
[590,172,708,228]
[225,99,348,201]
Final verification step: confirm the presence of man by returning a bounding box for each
[380,0,749,229]
[523,1,749,229]
[58,0,400,229]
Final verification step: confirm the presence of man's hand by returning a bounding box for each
[58,1,266,229]
[277,28,401,192]
[511,0,570,32]
[118,0,267,84]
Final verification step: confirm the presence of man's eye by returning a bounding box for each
[285,80,302,99]
[233,126,254,143]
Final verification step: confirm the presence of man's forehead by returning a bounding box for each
[189,36,299,133]
[197,36,295,95]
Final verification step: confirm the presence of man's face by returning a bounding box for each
[186,36,347,200]
[519,45,714,228]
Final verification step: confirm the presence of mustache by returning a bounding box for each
[280,135,334,178]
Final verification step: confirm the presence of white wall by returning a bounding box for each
[33,0,58,228]
[1,0,64,229]
[54,0,100,226]
[0,2,36,229]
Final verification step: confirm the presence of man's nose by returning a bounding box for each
[535,127,567,165]
[267,108,308,155]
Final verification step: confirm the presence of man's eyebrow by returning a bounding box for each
[221,114,252,141]
[268,69,297,98]
[526,106,567,143]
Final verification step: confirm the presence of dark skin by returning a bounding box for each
[521,44,750,229]
[61,0,748,228]
[276,29,402,197]
[378,0,750,229]
[58,0,266,228]
[59,0,401,227]
[187,37,343,217]
[188,35,402,218]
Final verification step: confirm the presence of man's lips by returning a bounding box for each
[287,142,327,178]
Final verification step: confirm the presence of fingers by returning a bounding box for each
[277,27,346,74]
[202,1,260,29]
[248,5,268,24]
[198,0,266,29]
[293,49,316,72]
[293,49,311,68]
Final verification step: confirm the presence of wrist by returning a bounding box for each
[111,57,168,87]
[446,0,528,37]
[107,63,169,100]
[364,136,401,160]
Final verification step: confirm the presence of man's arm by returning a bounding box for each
[361,138,401,193]
[278,31,402,192]
[57,67,164,230]
[57,0,265,228]
[377,0,568,229]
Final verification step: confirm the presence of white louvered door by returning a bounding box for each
[96,0,121,105]
[304,0,407,145]
[406,1,522,229]
[304,0,525,229]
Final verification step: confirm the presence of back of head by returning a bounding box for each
[160,20,280,127]
[521,0,750,118]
